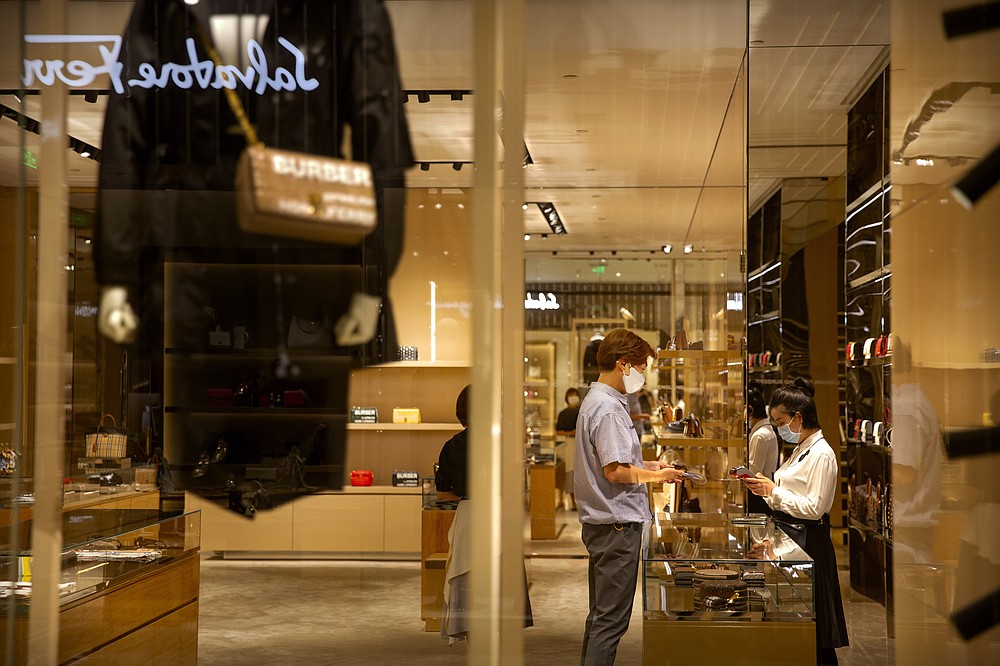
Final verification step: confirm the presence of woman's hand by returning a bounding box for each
[743,473,775,497]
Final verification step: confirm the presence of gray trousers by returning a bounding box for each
[580,522,642,666]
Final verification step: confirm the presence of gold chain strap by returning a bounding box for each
[197,24,262,148]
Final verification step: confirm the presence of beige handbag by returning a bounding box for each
[235,145,377,245]
[204,31,377,245]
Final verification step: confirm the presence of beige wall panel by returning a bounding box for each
[291,494,384,551]
[383,494,422,552]
[186,492,294,551]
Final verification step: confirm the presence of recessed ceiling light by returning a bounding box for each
[563,74,578,79]
[576,129,588,134]
[751,39,764,45]
[661,244,672,254]
[434,203,442,209]
[524,234,531,241]
[683,244,693,254]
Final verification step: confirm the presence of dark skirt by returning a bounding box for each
[774,513,849,649]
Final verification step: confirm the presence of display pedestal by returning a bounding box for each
[529,461,564,540]
[643,619,814,665]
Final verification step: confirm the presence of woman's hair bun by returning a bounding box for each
[790,377,815,398]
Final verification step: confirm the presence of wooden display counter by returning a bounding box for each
[185,485,422,556]
[421,508,456,632]
[1,509,200,665]
[529,461,564,539]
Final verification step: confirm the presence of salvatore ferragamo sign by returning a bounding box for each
[21,34,319,94]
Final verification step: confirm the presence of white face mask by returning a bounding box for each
[567,396,580,407]
[622,365,645,394]
[777,416,801,444]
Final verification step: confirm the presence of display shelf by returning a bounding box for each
[525,341,556,436]
[345,422,463,432]
[378,361,471,369]
[165,406,343,415]
[850,517,892,544]
[657,349,743,361]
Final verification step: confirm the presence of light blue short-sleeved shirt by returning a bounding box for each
[574,382,652,525]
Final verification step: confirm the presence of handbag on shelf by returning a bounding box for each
[200,30,377,246]
[85,414,130,458]
[684,413,704,438]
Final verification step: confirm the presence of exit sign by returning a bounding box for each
[22,149,37,169]
[591,265,606,274]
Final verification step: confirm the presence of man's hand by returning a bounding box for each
[604,461,685,484]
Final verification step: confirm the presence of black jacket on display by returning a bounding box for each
[95,0,414,365]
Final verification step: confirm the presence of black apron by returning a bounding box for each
[773,511,849,649]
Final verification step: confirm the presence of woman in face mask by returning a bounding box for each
[744,377,849,665]
[556,388,582,510]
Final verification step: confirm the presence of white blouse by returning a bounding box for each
[748,419,779,479]
[765,430,838,521]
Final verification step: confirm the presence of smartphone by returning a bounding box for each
[730,465,753,478]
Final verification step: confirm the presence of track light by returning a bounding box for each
[661,244,673,254]
[419,162,430,171]
[683,244,693,254]
[452,162,462,171]
[533,202,566,235]
[417,91,430,103]
[84,90,99,104]
[951,141,1000,210]
[451,91,464,101]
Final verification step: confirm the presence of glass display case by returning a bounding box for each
[642,513,815,664]
[1,509,200,607]
[1,509,201,663]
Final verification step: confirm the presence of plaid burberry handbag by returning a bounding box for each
[85,414,130,458]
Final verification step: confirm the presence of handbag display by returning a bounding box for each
[350,470,374,487]
[200,30,377,246]
[85,414,130,458]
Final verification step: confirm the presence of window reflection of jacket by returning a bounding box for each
[95,0,414,364]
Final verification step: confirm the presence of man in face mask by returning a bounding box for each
[574,328,684,665]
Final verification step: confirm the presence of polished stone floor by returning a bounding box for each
[197,511,893,665]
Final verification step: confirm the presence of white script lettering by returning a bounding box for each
[22,34,319,94]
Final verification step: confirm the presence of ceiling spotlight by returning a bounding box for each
[541,233,548,239]
[522,204,529,210]
[619,307,635,321]
[417,91,431,103]
[951,140,1000,210]
[661,244,673,254]
[683,244,694,254]
[524,234,531,241]
[452,162,462,171]
[450,91,464,101]
[83,90,99,104]
[419,162,430,171]
[80,149,91,158]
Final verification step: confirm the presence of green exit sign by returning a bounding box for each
[22,149,37,169]
[591,265,606,274]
